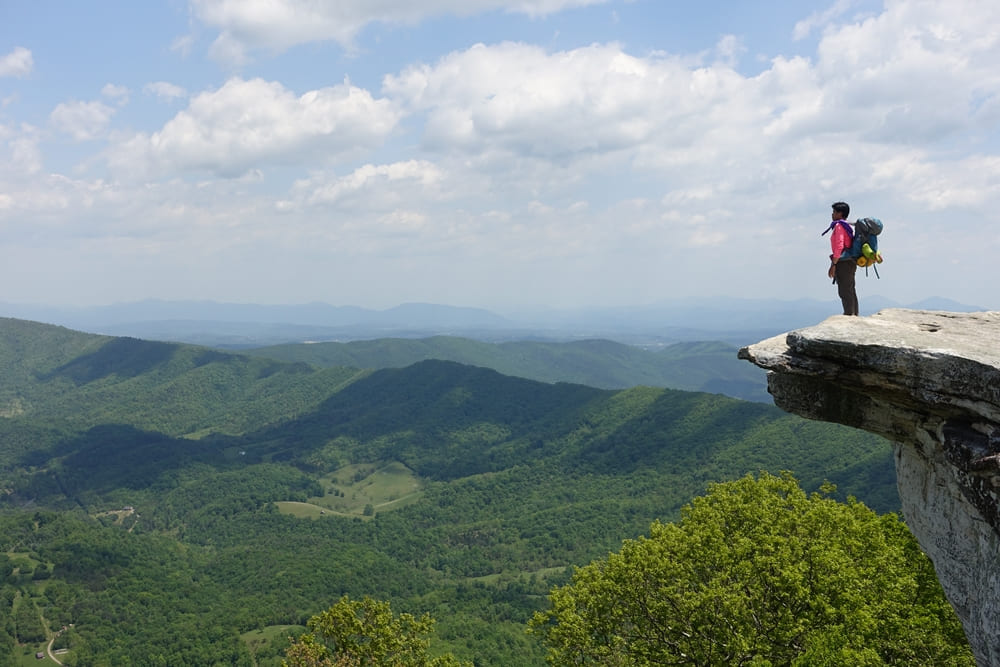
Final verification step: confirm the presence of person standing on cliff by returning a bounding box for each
[826,201,859,316]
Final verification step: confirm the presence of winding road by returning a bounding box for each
[46,635,63,665]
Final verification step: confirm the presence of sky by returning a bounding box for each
[1,0,999,312]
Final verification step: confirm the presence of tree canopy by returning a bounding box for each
[530,472,973,666]
[284,595,469,667]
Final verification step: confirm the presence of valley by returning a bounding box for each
[0,317,901,664]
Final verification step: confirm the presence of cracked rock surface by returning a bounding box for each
[740,309,1000,666]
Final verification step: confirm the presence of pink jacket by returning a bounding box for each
[830,221,853,261]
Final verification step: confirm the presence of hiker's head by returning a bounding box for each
[831,201,850,220]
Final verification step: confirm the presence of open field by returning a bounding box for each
[13,645,45,666]
[275,461,423,518]
[241,624,306,665]
[468,565,570,586]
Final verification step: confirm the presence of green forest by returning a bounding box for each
[244,336,769,401]
[0,317,967,664]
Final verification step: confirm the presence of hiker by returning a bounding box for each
[826,201,859,316]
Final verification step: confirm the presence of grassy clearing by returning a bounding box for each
[92,506,137,526]
[5,551,42,576]
[275,461,423,519]
[273,501,350,519]
[14,643,51,666]
[468,565,570,586]
[241,624,306,665]
[241,624,306,644]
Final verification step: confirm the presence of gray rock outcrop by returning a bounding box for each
[739,309,1000,666]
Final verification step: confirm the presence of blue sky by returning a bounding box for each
[2,0,999,312]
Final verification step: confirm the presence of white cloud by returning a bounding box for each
[189,0,612,63]
[793,0,857,40]
[107,77,401,178]
[814,0,1000,141]
[145,81,189,102]
[375,0,1000,219]
[872,153,1000,210]
[171,34,195,58]
[286,160,446,209]
[0,123,42,176]
[0,47,33,78]
[503,0,610,17]
[9,136,43,175]
[715,34,746,67]
[49,100,116,141]
[384,42,683,161]
[102,83,130,105]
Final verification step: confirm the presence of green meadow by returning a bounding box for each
[275,461,424,518]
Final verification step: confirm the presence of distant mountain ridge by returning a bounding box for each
[0,296,988,348]
[0,300,509,330]
[245,336,770,402]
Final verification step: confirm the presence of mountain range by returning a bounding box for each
[0,296,986,348]
[0,316,900,664]
[244,336,770,402]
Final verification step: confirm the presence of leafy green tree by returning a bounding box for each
[529,472,973,666]
[0,589,13,667]
[13,596,46,644]
[284,595,469,667]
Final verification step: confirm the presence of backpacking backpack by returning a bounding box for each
[823,217,884,278]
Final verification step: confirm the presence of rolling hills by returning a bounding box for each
[0,317,897,665]
[245,335,770,401]
[0,317,366,446]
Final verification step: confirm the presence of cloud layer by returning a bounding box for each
[2,0,1000,310]
[108,77,400,178]
[192,0,615,63]
[0,47,33,78]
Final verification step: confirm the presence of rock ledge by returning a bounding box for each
[739,309,1000,666]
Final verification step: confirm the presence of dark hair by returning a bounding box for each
[832,201,850,217]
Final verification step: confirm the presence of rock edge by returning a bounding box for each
[739,309,1000,666]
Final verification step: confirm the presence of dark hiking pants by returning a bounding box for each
[835,260,859,316]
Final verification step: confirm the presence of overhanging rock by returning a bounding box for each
[739,309,1000,666]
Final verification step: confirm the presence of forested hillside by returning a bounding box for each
[246,335,770,401]
[0,318,366,464]
[0,318,902,664]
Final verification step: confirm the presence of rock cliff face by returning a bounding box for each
[739,309,1000,666]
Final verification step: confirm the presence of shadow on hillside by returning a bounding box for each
[42,337,179,385]
[19,424,226,498]
[567,388,899,513]
[569,389,761,475]
[233,359,608,475]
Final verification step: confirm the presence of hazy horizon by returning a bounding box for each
[1,292,988,312]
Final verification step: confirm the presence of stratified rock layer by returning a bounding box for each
[739,309,1000,666]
